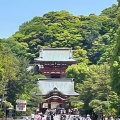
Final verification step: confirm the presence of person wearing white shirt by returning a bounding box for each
[31,113,35,120]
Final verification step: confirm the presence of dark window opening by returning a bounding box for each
[51,74,61,78]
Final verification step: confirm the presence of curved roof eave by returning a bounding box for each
[45,96,67,101]
[34,58,76,62]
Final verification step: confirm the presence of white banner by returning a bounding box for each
[16,99,26,111]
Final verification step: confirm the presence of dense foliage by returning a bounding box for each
[0,39,44,112]
[1,2,120,116]
[5,5,118,64]
[110,0,120,96]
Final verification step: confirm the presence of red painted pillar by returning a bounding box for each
[39,103,42,108]
[59,104,62,108]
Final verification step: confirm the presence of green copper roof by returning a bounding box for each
[34,48,76,62]
[37,78,79,96]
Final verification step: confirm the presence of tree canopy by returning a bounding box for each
[1,2,120,116]
[5,5,118,64]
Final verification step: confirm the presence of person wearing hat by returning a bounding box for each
[86,114,92,120]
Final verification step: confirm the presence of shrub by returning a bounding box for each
[0,111,5,118]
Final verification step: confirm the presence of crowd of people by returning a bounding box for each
[27,113,120,120]
[24,108,120,120]
[27,109,92,120]
[60,114,92,120]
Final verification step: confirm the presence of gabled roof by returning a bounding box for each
[37,78,79,96]
[34,48,76,62]
[45,96,67,101]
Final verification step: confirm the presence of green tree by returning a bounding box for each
[110,0,120,95]
[69,96,84,110]
[76,64,111,111]
[8,8,118,64]
[7,56,45,107]
[73,46,89,64]
[0,46,19,95]
[66,63,88,83]
[3,37,28,57]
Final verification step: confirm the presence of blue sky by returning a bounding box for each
[0,0,117,38]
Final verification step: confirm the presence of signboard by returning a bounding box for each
[43,103,48,108]
[16,99,26,111]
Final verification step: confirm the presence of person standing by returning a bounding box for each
[50,112,54,120]
[37,113,42,120]
[25,116,29,120]
[78,115,83,120]
[68,109,71,115]
[109,116,114,120]
[86,114,92,120]
[31,113,35,120]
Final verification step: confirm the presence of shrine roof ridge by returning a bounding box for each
[34,47,76,62]
[40,48,72,50]
[37,78,74,81]
[37,78,79,96]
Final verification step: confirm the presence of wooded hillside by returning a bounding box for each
[3,4,119,64]
[1,3,120,116]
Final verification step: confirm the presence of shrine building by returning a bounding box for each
[34,48,79,113]
[34,48,76,78]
